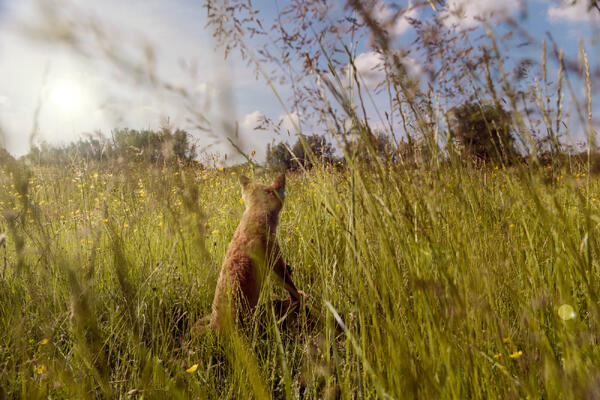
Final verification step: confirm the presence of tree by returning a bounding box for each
[111,127,196,164]
[172,128,196,161]
[0,146,15,167]
[266,142,294,170]
[342,123,406,165]
[267,134,334,170]
[26,128,196,165]
[447,102,515,162]
[291,134,334,169]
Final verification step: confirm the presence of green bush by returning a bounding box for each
[267,134,334,170]
[448,102,516,162]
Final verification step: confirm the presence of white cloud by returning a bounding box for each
[402,56,422,81]
[195,82,218,97]
[240,110,264,131]
[371,1,419,36]
[442,0,521,30]
[237,110,270,162]
[548,1,600,22]
[237,110,268,161]
[352,52,386,88]
[209,110,272,166]
[279,111,301,134]
[349,51,422,88]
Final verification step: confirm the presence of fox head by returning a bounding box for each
[239,173,286,218]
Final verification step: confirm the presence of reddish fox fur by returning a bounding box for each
[204,173,303,330]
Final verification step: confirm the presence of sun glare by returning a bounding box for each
[49,80,83,113]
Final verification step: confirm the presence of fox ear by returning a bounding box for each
[239,175,251,188]
[272,173,285,190]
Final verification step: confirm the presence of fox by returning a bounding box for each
[204,173,304,330]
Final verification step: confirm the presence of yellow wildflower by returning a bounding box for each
[509,350,523,359]
[186,364,198,373]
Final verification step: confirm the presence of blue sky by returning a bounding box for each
[0,0,597,161]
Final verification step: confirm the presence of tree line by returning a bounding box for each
[25,127,197,166]
[267,100,599,171]
[267,100,517,170]
[1,99,595,170]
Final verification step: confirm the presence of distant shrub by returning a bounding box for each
[266,141,293,171]
[447,102,515,163]
[291,134,334,169]
[0,146,15,166]
[112,127,196,164]
[267,134,334,170]
[343,129,403,165]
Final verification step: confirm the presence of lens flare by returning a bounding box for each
[558,304,576,321]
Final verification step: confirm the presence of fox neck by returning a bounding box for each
[241,208,280,236]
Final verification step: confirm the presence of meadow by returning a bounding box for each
[0,2,598,397]
[1,156,599,399]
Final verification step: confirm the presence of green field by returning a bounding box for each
[1,159,599,399]
[0,0,597,398]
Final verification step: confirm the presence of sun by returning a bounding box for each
[49,80,84,113]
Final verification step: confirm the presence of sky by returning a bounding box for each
[0,0,597,162]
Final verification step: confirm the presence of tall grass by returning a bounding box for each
[0,158,599,398]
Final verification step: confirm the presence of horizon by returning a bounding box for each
[0,0,597,163]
